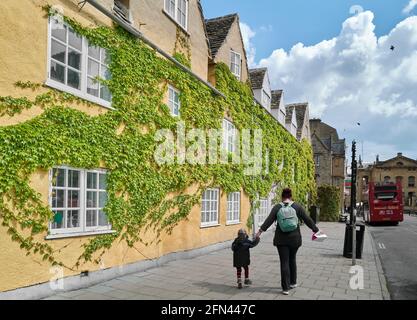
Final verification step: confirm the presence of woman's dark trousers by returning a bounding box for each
[277,245,300,291]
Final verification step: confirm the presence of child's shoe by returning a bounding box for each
[244,279,252,285]
[237,279,243,289]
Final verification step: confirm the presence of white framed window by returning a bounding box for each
[230,50,241,80]
[113,0,133,24]
[46,16,112,109]
[49,166,111,237]
[164,0,188,30]
[87,46,112,102]
[227,192,241,224]
[257,198,268,226]
[222,119,236,154]
[168,85,181,116]
[201,189,219,227]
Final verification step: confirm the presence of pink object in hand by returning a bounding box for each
[312,231,328,242]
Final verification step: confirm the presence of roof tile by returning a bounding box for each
[271,90,283,110]
[249,68,267,90]
[205,14,237,58]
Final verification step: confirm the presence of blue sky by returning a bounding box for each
[203,0,413,60]
[202,1,417,163]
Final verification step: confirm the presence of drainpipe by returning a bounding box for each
[83,0,225,98]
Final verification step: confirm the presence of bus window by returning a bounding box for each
[375,192,397,201]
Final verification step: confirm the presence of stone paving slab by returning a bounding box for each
[44,221,389,300]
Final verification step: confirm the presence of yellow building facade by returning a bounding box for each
[0,0,315,296]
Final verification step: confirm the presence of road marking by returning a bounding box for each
[378,243,386,249]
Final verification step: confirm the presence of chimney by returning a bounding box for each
[398,153,403,157]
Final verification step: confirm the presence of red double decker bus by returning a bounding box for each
[364,182,404,225]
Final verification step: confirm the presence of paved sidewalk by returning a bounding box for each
[45,221,390,300]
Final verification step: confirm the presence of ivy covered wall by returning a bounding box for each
[0,7,316,273]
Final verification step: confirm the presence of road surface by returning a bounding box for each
[368,214,417,300]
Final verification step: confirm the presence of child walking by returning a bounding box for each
[232,229,260,289]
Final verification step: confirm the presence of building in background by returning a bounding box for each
[270,90,286,127]
[285,104,298,138]
[310,119,346,212]
[357,153,417,210]
[287,102,311,143]
[249,68,272,112]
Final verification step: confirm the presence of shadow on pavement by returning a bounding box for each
[319,253,345,259]
[194,282,278,294]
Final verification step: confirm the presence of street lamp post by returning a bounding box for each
[351,141,357,266]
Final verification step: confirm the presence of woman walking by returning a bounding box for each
[256,188,320,295]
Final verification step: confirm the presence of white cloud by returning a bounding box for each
[259,24,273,32]
[240,22,256,67]
[256,11,417,161]
[403,0,417,14]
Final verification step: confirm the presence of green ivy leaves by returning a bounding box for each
[0,7,317,269]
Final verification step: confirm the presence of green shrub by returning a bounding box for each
[317,185,341,222]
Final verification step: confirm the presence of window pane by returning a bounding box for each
[68,48,81,70]
[51,39,66,63]
[99,191,107,208]
[87,172,97,189]
[52,189,65,208]
[52,168,65,187]
[88,58,99,77]
[87,191,97,208]
[52,210,64,229]
[86,210,97,227]
[100,85,112,102]
[99,173,107,189]
[68,170,80,188]
[169,88,174,101]
[66,210,80,228]
[100,65,111,80]
[101,49,111,65]
[169,0,175,16]
[98,210,108,226]
[67,69,80,89]
[68,28,82,50]
[50,61,65,84]
[51,19,67,42]
[88,45,100,60]
[173,103,179,116]
[173,91,179,104]
[68,190,80,208]
[87,77,99,97]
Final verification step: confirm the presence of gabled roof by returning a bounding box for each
[197,0,212,59]
[271,90,283,110]
[287,102,308,140]
[310,119,340,141]
[249,68,267,90]
[285,104,296,125]
[378,154,417,167]
[205,14,238,58]
[311,132,331,152]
